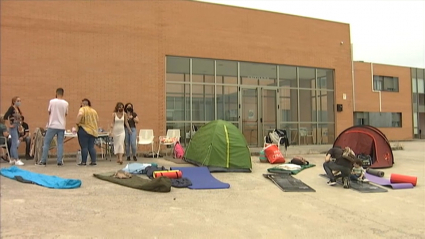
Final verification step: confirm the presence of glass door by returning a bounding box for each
[241,87,278,147]
[241,88,259,147]
[261,88,277,143]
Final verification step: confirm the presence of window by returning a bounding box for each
[240,62,277,86]
[165,56,336,146]
[353,112,402,128]
[298,67,316,89]
[373,75,399,92]
[216,60,238,84]
[317,69,334,90]
[279,65,297,87]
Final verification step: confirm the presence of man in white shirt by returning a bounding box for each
[38,88,69,166]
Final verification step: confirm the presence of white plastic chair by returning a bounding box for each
[264,134,287,156]
[299,127,314,145]
[137,129,155,158]
[157,129,180,158]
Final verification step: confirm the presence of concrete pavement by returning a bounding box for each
[1,141,424,239]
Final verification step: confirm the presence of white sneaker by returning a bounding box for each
[14,159,24,166]
[9,159,15,165]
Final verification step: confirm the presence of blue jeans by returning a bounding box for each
[350,174,361,181]
[323,161,351,181]
[125,127,137,156]
[9,126,20,159]
[41,128,64,163]
[77,127,96,163]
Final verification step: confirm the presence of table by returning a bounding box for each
[64,132,112,160]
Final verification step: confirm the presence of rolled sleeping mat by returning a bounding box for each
[390,173,417,186]
[366,168,385,177]
[153,170,182,179]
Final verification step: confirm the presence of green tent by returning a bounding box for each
[184,120,252,172]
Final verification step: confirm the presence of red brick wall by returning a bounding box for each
[1,0,353,152]
[353,62,413,140]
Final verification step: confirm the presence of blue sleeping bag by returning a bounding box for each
[0,166,82,189]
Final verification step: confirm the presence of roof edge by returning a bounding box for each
[193,0,350,26]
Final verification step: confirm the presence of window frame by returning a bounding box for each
[353,111,402,128]
[372,75,399,92]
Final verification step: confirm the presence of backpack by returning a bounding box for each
[290,156,309,166]
[173,142,184,159]
[357,154,372,168]
[269,131,280,145]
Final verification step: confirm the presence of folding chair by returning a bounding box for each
[157,129,180,158]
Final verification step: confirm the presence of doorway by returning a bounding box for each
[240,87,278,147]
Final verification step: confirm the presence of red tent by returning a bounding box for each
[333,125,394,169]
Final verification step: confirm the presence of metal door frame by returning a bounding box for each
[240,86,279,146]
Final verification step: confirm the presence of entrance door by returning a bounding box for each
[241,87,277,147]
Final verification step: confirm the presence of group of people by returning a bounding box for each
[323,146,367,189]
[0,114,33,164]
[1,88,140,166]
[0,96,31,166]
[109,102,139,165]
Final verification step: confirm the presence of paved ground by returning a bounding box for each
[1,141,424,239]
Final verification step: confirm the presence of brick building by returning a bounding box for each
[1,0,423,154]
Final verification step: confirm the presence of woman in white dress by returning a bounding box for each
[110,102,131,164]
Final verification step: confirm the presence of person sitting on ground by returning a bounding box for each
[323,146,355,188]
[0,115,11,162]
[19,116,33,160]
[350,159,368,182]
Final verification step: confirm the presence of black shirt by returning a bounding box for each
[4,106,21,125]
[20,122,29,137]
[326,147,352,168]
[127,112,138,128]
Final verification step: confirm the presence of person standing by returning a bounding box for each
[3,96,24,166]
[19,116,32,160]
[124,103,139,161]
[76,98,99,166]
[110,102,131,165]
[37,88,69,166]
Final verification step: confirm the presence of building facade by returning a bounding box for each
[0,0,421,152]
[352,62,414,141]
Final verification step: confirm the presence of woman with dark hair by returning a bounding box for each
[80,98,91,107]
[124,103,139,161]
[76,98,99,166]
[3,96,24,166]
[110,102,131,164]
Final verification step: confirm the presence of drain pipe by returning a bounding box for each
[370,62,382,112]
[351,43,355,111]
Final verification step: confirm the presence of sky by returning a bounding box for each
[199,0,425,68]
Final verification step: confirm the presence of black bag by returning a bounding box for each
[290,157,309,166]
[265,130,273,144]
[357,154,372,168]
